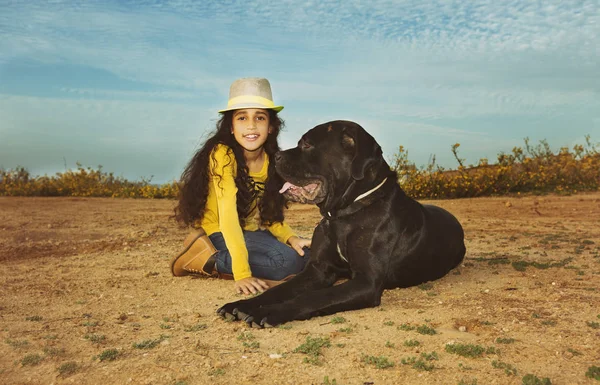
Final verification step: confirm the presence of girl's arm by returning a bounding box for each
[210,145,253,280]
[266,221,296,245]
[267,222,311,256]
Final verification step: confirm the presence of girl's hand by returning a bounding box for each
[288,236,311,256]
[234,277,269,295]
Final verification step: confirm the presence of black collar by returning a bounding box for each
[324,177,389,220]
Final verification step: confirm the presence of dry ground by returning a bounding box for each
[0,194,599,385]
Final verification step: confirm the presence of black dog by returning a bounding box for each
[217,120,466,327]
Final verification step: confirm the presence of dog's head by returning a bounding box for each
[275,120,387,212]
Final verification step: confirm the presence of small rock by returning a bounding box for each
[505,201,512,208]
[269,353,283,359]
[458,326,467,332]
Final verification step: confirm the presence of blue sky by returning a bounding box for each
[1,0,598,184]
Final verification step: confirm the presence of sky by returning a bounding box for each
[1,0,599,184]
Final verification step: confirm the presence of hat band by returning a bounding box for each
[227,95,276,109]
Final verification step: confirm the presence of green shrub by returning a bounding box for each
[362,354,395,369]
[21,354,43,366]
[586,366,600,381]
[58,361,79,376]
[416,324,436,335]
[445,343,486,358]
[97,349,119,361]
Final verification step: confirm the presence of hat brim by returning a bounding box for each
[218,104,284,113]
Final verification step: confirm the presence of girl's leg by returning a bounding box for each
[209,231,308,281]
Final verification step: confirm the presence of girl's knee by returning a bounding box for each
[268,268,292,281]
[280,249,306,275]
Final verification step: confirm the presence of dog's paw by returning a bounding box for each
[240,306,287,328]
[216,299,257,322]
[216,300,244,321]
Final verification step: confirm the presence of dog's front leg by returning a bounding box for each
[240,275,384,327]
[217,224,342,324]
[216,262,337,323]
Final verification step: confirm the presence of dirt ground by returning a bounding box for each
[1,193,599,385]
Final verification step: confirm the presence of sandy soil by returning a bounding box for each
[0,194,599,385]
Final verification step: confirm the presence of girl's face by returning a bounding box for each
[231,108,272,153]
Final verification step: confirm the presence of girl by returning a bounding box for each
[171,77,311,295]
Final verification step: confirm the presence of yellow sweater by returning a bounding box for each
[197,144,296,280]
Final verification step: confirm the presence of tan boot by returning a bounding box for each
[170,228,218,277]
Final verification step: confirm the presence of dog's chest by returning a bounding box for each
[336,243,349,263]
[322,219,351,265]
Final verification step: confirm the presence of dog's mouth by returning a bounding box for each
[279,180,325,204]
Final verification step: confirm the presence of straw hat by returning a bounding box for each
[218,77,284,113]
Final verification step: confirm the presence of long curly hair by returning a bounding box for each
[174,110,287,228]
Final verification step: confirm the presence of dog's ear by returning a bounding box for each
[341,123,382,180]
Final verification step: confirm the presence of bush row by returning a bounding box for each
[2,137,598,199]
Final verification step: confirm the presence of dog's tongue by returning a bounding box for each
[279,182,295,194]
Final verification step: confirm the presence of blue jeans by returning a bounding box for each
[209,230,309,280]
